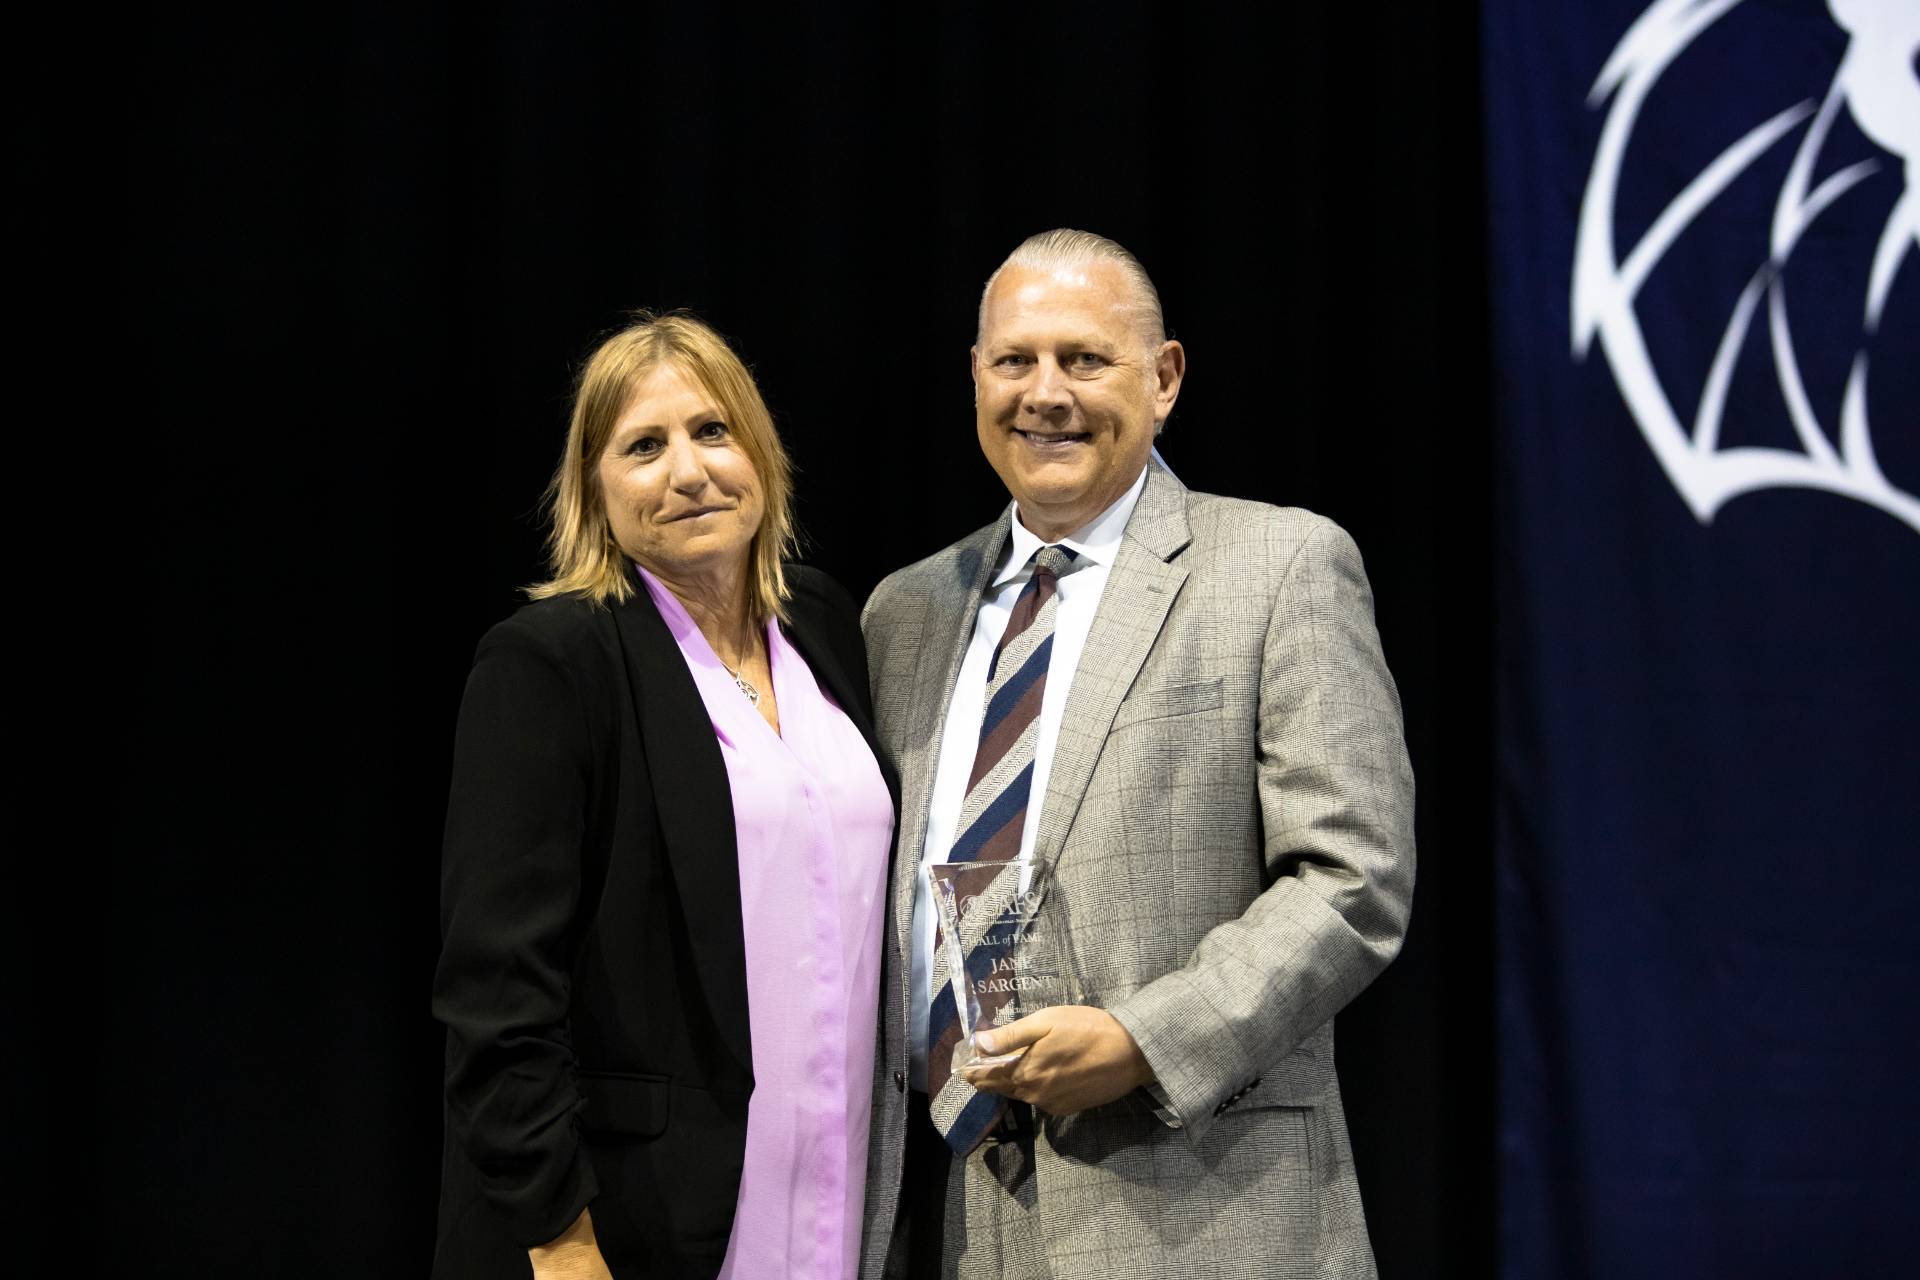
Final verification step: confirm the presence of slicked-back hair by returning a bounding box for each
[977,228,1167,349]
[528,311,794,620]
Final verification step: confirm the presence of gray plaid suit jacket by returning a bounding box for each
[859,461,1415,1279]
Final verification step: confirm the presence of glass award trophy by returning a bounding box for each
[926,858,1076,1074]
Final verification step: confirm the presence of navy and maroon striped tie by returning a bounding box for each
[928,543,1079,1154]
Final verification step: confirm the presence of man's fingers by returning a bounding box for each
[958,1006,1151,1116]
[973,1009,1052,1056]
[960,1018,1049,1097]
[959,1063,1022,1099]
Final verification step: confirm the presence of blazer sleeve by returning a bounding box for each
[1108,519,1417,1142]
[432,614,599,1246]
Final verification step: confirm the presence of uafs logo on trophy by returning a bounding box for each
[1573,0,1918,533]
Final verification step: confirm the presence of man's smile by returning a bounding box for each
[1012,427,1091,448]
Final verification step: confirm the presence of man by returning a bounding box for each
[859,229,1415,1279]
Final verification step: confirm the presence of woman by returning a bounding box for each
[431,313,897,1280]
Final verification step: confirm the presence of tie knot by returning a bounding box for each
[1033,544,1079,581]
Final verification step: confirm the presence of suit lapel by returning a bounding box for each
[609,581,753,1078]
[1032,462,1192,875]
[890,516,1011,953]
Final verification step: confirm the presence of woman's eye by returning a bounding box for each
[696,421,729,439]
[627,437,661,457]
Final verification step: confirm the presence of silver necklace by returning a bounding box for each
[721,661,760,706]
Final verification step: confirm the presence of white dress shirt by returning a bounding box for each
[907,465,1149,1089]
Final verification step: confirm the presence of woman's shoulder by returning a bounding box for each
[472,593,623,675]
[782,564,868,643]
[784,562,858,616]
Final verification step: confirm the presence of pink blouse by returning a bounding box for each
[639,568,894,1280]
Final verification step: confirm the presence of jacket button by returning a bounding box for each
[893,1070,906,1093]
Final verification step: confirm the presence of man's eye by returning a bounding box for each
[1069,352,1105,369]
[996,354,1030,368]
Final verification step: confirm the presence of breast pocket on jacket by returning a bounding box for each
[1100,677,1242,872]
[1110,677,1224,731]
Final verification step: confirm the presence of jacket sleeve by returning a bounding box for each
[432,614,599,1245]
[1107,519,1417,1144]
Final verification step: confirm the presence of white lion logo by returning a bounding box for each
[1572,0,1918,533]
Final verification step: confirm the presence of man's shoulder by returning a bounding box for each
[862,520,1003,631]
[1178,489,1358,572]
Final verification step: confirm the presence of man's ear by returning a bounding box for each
[1154,339,1187,419]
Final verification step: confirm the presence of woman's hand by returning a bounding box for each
[529,1207,615,1280]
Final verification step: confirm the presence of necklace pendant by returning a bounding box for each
[723,663,760,706]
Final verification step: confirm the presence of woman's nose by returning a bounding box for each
[665,436,707,492]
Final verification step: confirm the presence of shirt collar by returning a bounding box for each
[992,463,1150,588]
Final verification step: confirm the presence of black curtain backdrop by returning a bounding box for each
[66,5,1493,1275]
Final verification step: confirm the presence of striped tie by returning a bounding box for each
[928,543,1079,1154]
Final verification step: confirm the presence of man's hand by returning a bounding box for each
[529,1207,614,1280]
[959,1005,1154,1115]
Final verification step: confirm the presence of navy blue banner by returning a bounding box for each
[1486,1,1919,1276]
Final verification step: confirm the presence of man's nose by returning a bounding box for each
[1023,357,1072,415]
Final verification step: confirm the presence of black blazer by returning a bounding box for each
[431,565,898,1280]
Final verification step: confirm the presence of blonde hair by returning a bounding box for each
[528,311,795,620]
[978,228,1167,349]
